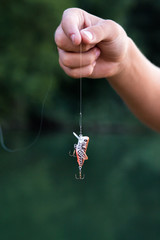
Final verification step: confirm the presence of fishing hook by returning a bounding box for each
[69,149,76,157]
[75,166,85,180]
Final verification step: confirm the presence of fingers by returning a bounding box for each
[55,12,122,52]
[59,46,101,78]
[81,20,122,45]
[55,25,95,53]
[59,60,96,79]
[58,47,100,69]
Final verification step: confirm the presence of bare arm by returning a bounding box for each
[108,39,160,131]
[55,8,160,131]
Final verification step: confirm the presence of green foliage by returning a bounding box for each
[0,0,75,126]
[77,0,134,24]
[126,0,160,65]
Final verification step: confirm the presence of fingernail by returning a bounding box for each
[82,30,93,41]
[71,34,75,44]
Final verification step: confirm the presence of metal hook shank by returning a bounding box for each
[75,167,85,180]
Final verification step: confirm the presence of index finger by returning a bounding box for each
[61,8,83,45]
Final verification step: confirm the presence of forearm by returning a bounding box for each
[108,38,160,131]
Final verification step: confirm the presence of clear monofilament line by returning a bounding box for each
[79,44,82,136]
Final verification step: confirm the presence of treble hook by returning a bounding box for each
[69,150,76,157]
[75,167,85,180]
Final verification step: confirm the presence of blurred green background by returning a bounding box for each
[1,0,160,239]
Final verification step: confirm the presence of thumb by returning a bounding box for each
[81,20,120,45]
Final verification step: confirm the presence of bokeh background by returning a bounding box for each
[1,0,160,239]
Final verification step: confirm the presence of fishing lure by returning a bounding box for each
[70,132,89,179]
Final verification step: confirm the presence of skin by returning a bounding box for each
[55,8,160,131]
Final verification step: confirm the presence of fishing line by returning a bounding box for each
[70,43,90,180]
[79,44,83,136]
[0,80,52,152]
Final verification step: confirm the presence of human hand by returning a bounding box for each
[55,8,129,79]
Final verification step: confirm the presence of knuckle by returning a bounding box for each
[104,19,116,26]
[62,54,71,67]
[59,59,73,77]
[105,19,120,33]
[54,27,64,49]
[56,38,63,49]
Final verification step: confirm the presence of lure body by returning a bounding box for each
[71,132,89,179]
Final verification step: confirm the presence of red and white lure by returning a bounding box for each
[70,132,89,179]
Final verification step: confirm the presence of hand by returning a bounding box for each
[55,8,129,79]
